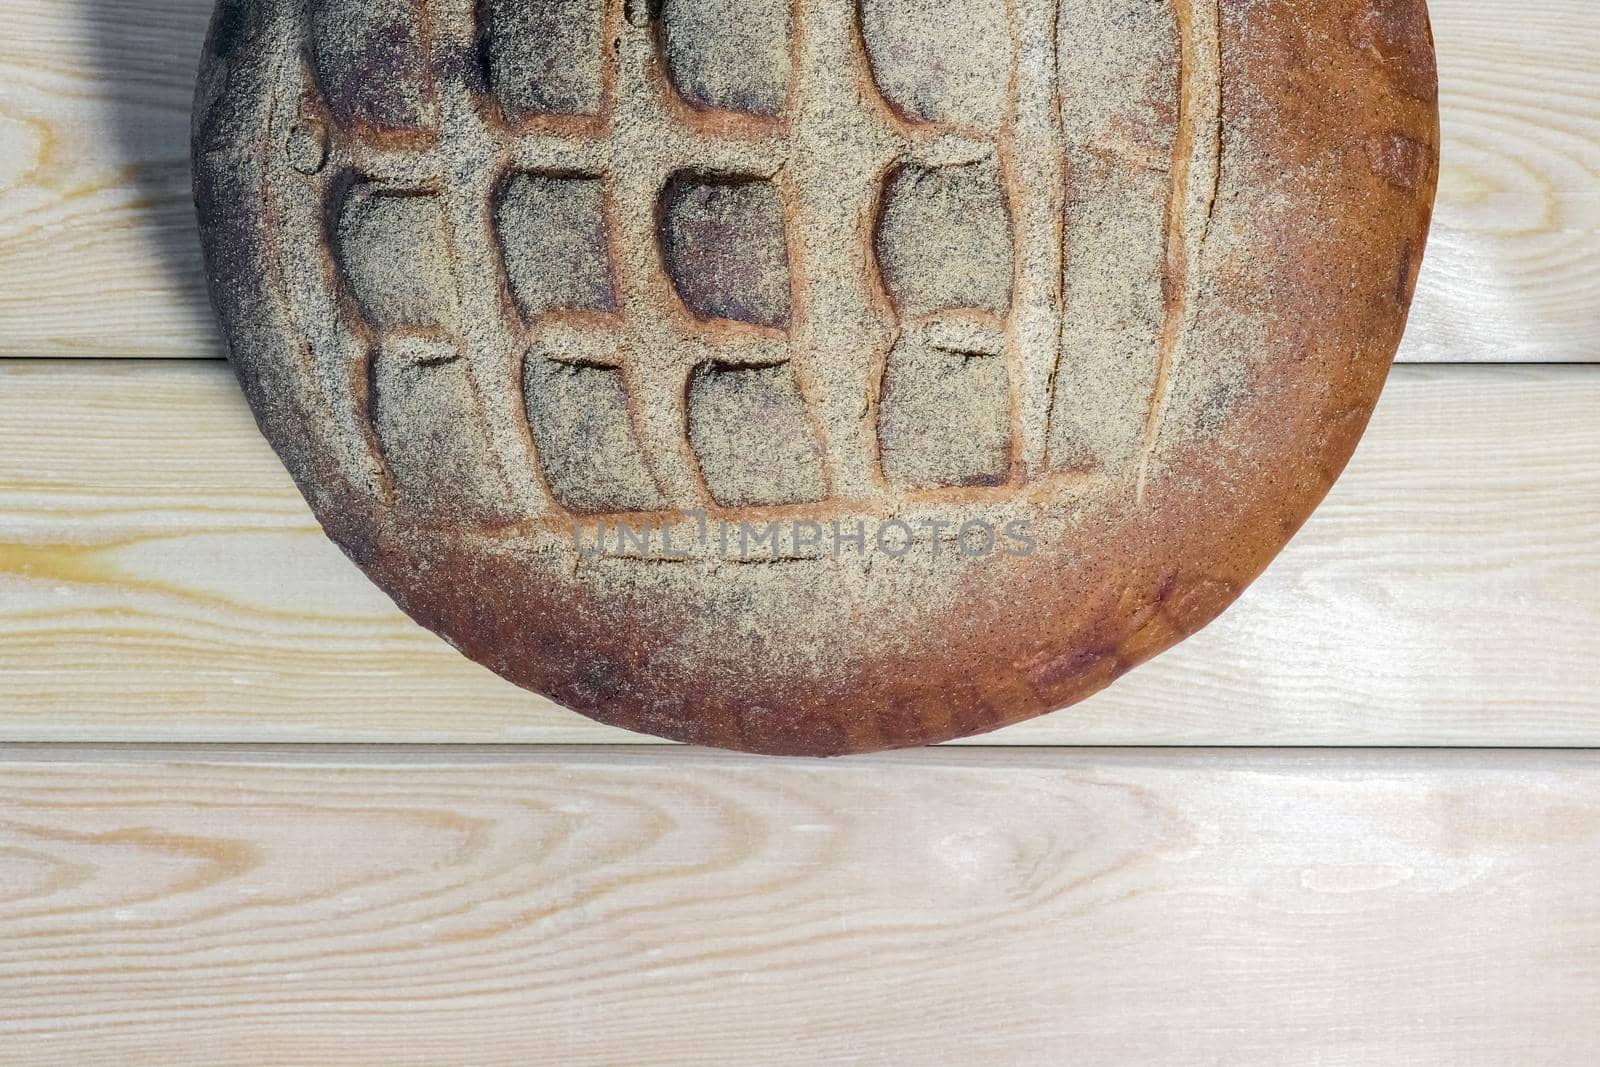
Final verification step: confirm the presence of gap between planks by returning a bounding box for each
[1,743,1599,766]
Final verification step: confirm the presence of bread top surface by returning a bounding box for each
[194,0,1440,755]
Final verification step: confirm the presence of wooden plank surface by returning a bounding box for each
[0,746,1597,1064]
[3,360,1595,746]
[0,0,1596,362]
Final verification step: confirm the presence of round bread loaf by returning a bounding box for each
[193,0,1439,755]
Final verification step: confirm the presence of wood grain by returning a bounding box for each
[0,0,219,357]
[1406,0,1600,362]
[2,360,1595,746]
[0,746,1598,1064]
[0,0,1596,361]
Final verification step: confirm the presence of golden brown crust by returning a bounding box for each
[195,0,1439,756]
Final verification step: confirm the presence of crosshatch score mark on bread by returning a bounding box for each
[194,0,1439,754]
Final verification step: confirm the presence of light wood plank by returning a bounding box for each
[0,0,219,358]
[0,747,1598,1064]
[0,0,1596,361]
[1406,1,1600,362]
[1,360,1595,745]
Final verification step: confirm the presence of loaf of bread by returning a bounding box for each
[193,0,1439,755]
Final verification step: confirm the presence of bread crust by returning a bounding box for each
[194,0,1439,755]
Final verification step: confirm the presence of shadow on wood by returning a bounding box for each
[83,0,222,353]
